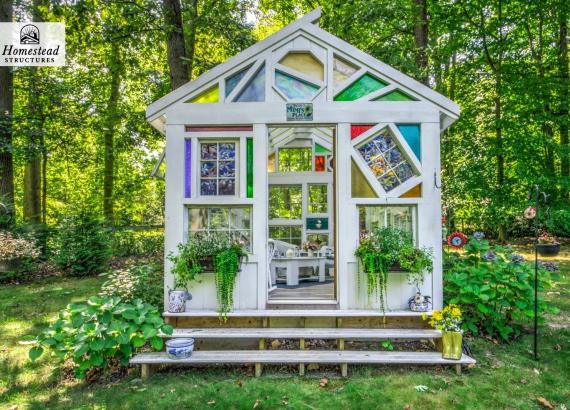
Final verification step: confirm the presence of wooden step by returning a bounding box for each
[163,309,432,318]
[130,350,476,379]
[167,327,442,340]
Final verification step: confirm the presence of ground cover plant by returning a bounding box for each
[0,247,568,410]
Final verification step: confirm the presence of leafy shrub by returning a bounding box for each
[29,296,172,379]
[100,264,163,308]
[111,229,163,257]
[444,238,559,341]
[546,208,570,237]
[52,213,110,276]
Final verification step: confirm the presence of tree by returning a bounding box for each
[163,0,189,89]
[412,0,429,85]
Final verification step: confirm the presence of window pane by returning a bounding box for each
[269,225,302,246]
[209,208,229,229]
[230,208,251,230]
[308,184,328,213]
[358,206,414,238]
[188,207,252,251]
[278,148,312,172]
[307,234,328,246]
[269,185,302,219]
[189,208,208,231]
[199,141,237,196]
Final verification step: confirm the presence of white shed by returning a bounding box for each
[147,8,459,317]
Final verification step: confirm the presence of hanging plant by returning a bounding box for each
[214,243,247,320]
[355,227,433,314]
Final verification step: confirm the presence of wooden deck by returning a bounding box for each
[163,309,433,317]
[268,281,334,300]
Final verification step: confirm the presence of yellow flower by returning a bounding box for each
[452,307,462,318]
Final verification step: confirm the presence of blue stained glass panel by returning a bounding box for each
[275,70,320,100]
[396,124,421,161]
[225,66,250,97]
[235,64,265,102]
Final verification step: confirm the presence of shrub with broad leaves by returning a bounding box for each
[29,296,172,379]
[99,264,163,308]
[444,238,559,341]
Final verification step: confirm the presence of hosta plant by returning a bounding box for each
[29,296,173,378]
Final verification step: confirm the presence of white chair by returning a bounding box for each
[318,245,335,279]
[267,240,276,290]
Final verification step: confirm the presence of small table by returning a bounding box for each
[271,256,326,286]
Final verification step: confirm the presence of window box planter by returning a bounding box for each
[536,243,560,257]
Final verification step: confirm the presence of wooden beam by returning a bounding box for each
[255,338,265,377]
[299,337,305,376]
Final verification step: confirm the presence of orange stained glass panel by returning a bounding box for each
[399,183,422,198]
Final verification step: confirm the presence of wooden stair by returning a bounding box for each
[131,327,476,379]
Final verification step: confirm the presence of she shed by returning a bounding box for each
[146,8,459,316]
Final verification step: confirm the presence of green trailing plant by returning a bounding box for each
[29,296,173,379]
[444,238,559,341]
[355,227,433,314]
[169,233,247,319]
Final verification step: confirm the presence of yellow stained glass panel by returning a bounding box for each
[190,85,219,103]
[333,57,358,88]
[279,52,324,82]
[399,183,422,198]
[351,160,377,198]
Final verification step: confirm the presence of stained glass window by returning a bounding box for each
[275,71,320,100]
[399,183,422,198]
[315,143,330,154]
[199,141,237,196]
[279,52,324,81]
[334,74,386,101]
[246,138,253,198]
[269,185,302,219]
[225,66,250,97]
[184,139,192,198]
[278,147,312,172]
[269,225,302,246]
[351,124,374,140]
[315,155,325,172]
[397,124,421,161]
[356,132,417,192]
[375,89,417,101]
[235,64,265,102]
[351,160,377,198]
[189,207,252,250]
[333,57,358,88]
[190,85,219,103]
[308,184,327,213]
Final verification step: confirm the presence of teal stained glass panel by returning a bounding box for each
[275,71,319,100]
[396,124,421,161]
[334,74,387,101]
[235,64,265,102]
[226,66,250,97]
[375,89,417,101]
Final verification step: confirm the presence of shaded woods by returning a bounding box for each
[0,0,568,241]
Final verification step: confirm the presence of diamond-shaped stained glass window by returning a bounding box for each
[356,132,417,192]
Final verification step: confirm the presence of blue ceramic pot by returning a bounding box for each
[168,290,192,313]
[166,338,194,359]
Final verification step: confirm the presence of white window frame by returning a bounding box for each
[357,205,418,244]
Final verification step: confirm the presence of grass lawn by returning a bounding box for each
[1,249,569,410]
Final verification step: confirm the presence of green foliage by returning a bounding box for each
[52,213,110,277]
[355,227,433,313]
[444,239,559,341]
[111,229,163,257]
[29,295,172,379]
[214,246,246,320]
[546,208,570,237]
[99,263,163,308]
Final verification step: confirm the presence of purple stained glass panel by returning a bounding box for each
[219,143,236,159]
[185,139,192,198]
[219,179,235,195]
[200,180,217,196]
[219,161,235,177]
[201,143,217,160]
[200,161,217,177]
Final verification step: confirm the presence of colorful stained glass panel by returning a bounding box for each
[246,138,253,198]
[184,139,192,198]
[235,64,265,102]
[397,124,421,161]
[315,155,325,172]
[225,66,250,97]
[375,89,417,101]
[200,141,237,196]
[333,57,358,88]
[190,85,219,103]
[356,132,418,192]
[279,52,324,81]
[334,74,387,101]
[275,71,320,100]
[315,143,330,154]
[351,124,374,140]
[351,160,377,198]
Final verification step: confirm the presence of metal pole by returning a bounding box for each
[533,185,539,361]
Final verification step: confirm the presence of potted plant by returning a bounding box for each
[301,241,319,257]
[169,234,247,319]
[355,227,433,314]
[0,230,40,273]
[424,304,463,360]
[536,233,560,257]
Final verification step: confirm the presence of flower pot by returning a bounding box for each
[442,331,463,360]
[166,338,194,359]
[536,243,560,257]
[0,258,21,273]
[307,250,314,257]
[168,290,192,313]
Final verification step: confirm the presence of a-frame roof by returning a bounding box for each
[147,8,459,133]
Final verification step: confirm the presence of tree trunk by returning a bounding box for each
[103,42,122,224]
[0,0,14,219]
[412,0,429,85]
[559,4,569,197]
[163,0,189,89]
[495,73,506,242]
[186,0,198,79]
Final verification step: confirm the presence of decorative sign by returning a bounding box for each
[524,206,536,219]
[306,217,328,230]
[286,103,313,121]
[447,232,468,249]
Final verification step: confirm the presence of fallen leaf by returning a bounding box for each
[282,396,289,405]
[271,340,281,349]
[414,385,429,393]
[533,368,541,375]
[520,379,528,385]
[253,399,261,408]
[554,344,562,351]
[236,379,243,387]
[208,400,216,405]
[537,397,554,409]
[403,405,411,410]
[307,363,319,371]
[319,378,329,388]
